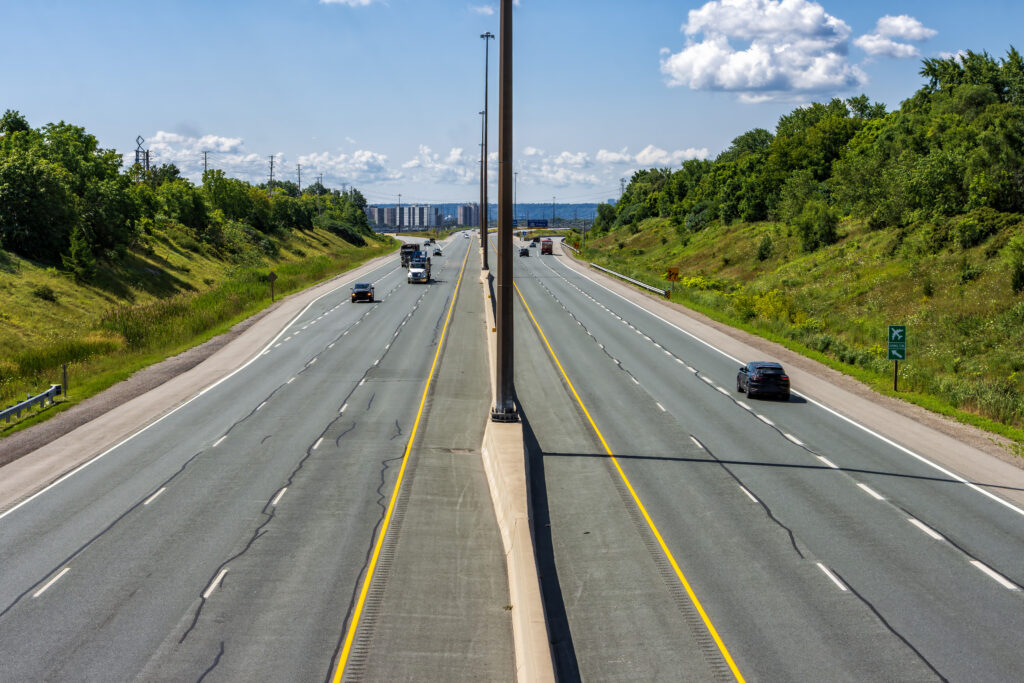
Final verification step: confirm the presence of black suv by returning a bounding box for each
[350,282,374,303]
[737,362,790,400]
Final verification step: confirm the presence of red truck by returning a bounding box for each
[540,239,553,255]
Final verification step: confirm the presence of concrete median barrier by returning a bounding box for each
[479,269,555,683]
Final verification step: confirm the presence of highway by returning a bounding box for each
[0,233,513,681]
[510,237,1024,681]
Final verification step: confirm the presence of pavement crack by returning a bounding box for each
[195,641,225,683]
[366,392,375,411]
[690,435,805,559]
[390,419,403,440]
[831,568,948,681]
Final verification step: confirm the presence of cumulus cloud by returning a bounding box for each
[595,145,708,166]
[319,0,378,6]
[660,0,866,101]
[300,149,400,184]
[522,146,545,157]
[855,14,936,58]
[401,145,479,184]
[469,4,495,15]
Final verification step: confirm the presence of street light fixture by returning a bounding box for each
[480,31,495,270]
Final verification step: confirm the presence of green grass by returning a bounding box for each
[1,225,396,435]
[570,216,1024,451]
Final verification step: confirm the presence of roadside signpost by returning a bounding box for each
[268,271,278,302]
[888,325,906,390]
[666,267,679,299]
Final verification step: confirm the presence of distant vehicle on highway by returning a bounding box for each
[400,243,419,267]
[433,248,442,256]
[351,282,374,303]
[737,362,790,400]
[408,266,428,284]
[531,237,540,243]
[519,247,529,257]
[529,242,536,247]
[541,239,553,255]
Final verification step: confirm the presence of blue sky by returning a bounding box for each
[2,0,1021,206]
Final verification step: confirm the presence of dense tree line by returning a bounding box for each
[596,48,1024,255]
[0,111,374,280]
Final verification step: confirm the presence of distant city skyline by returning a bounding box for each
[3,1,1018,202]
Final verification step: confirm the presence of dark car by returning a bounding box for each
[351,282,374,303]
[433,248,442,256]
[529,242,536,247]
[737,361,790,400]
[519,247,529,257]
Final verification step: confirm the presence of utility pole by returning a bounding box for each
[492,0,515,421]
[268,155,275,192]
[480,110,486,253]
[316,173,323,216]
[481,30,495,270]
[296,163,302,193]
[202,151,209,175]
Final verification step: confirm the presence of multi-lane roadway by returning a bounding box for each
[511,237,1024,681]
[3,227,1024,682]
[0,233,513,681]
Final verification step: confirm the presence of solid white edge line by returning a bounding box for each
[818,455,839,469]
[212,436,227,448]
[271,487,287,506]
[544,254,1024,519]
[970,560,1019,590]
[817,563,848,591]
[908,517,944,541]
[203,568,229,599]
[739,486,758,503]
[33,567,70,598]
[857,482,885,500]
[143,487,166,506]
[0,258,406,524]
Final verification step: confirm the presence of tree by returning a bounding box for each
[0,154,78,262]
[0,109,30,135]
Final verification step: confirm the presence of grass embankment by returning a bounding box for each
[569,216,1024,453]
[0,225,395,435]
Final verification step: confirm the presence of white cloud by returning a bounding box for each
[401,145,478,184]
[469,4,495,15]
[596,147,632,164]
[300,149,400,184]
[522,146,545,156]
[660,0,866,101]
[855,14,935,59]
[853,34,919,59]
[595,145,709,166]
[875,15,936,41]
[551,151,590,167]
[319,0,378,6]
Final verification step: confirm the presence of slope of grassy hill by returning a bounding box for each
[0,222,395,434]
[568,213,1024,451]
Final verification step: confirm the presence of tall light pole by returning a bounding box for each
[493,0,515,420]
[479,109,486,255]
[480,30,494,270]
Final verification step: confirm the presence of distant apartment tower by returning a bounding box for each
[457,203,479,227]
[365,204,440,229]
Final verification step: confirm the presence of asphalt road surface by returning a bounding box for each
[0,232,512,682]
[510,238,1024,682]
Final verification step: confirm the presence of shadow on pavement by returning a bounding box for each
[521,409,582,683]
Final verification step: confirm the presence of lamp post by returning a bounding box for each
[479,110,485,249]
[480,30,494,270]
[514,170,518,224]
[492,0,515,420]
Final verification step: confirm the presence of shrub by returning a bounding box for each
[1004,233,1024,294]
[793,200,839,252]
[756,234,773,261]
[31,284,58,302]
[685,201,714,232]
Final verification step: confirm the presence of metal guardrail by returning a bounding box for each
[2,384,62,423]
[588,263,669,298]
[561,242,578,255]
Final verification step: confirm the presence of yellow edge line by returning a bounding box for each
[332,239,472,682]
[513,280,745,683]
